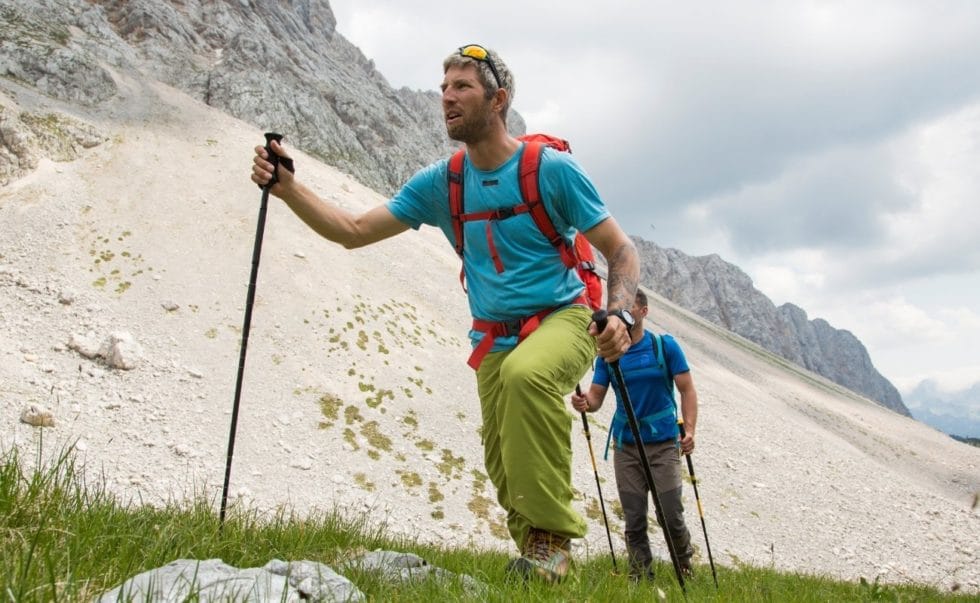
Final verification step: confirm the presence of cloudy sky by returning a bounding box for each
[328,1,980,411]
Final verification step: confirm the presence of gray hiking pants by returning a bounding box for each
[613,439,693,575]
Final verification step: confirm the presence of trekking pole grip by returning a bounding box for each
[576,384,590,431]
[260,132,295,189]
[592,309,608,333]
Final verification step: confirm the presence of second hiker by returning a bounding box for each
[571,289,699,581]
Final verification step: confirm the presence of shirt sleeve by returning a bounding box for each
[386,159,450,231]
[538,148,610,235]
[662,334,690,376]
[592,356,611,387]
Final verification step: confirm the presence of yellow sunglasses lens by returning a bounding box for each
[458,44,501,89]
[460,45,489,60]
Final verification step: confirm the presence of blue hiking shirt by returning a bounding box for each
[593,331,689,448]
[387,143,610,352]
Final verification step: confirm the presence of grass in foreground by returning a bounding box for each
[0,443,972,602]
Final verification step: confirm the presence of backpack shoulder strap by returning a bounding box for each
[518,141,577,267]
[448,149,466,258]
[651,332,674,397]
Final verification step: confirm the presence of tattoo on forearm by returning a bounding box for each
[606,241,638,309]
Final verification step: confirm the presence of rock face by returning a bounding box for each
[0,0,523,195]
[633,236,910,416]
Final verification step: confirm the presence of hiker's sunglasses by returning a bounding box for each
[458,44,502,90]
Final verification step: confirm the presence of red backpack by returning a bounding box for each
[447,133,604,369]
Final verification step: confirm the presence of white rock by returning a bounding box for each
[100,331,142,370]
[20,404,55,427]
[68,332,102,359]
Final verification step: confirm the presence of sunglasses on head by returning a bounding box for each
[458,44,502,90]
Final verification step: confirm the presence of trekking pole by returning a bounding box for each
[678,419,718,588]
[577,384,619,573]
[220,132,291,527]
[594,310,686,593]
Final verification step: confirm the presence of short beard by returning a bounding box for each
[446,103,495,144]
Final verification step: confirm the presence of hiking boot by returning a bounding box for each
[506,528,572,583]
[628,562,655,583]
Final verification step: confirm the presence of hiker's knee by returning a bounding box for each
[498,353,547,391]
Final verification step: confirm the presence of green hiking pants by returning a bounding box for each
[476,304,595,550]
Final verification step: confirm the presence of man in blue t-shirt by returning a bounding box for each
[251,44,640,583]
[571,289,699,581]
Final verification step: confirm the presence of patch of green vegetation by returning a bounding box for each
[402,412,418,429]
[428,482,444,503]
[366,388,393,409]
[360,421,392,452]
[415,439,435,452]
[430,508,444,520]
[344,406,363,425]
[436,449,466,479]
[466,494,493,519]
[353,473,375,492]
[585,497,603,521]
[342,428,359,450]
[204,328,218,339]
[92,277,106,288]
[611,499,624,522]
[397,471,422,488]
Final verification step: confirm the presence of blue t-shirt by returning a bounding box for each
[594,331,689,445]
[387,143,610,351]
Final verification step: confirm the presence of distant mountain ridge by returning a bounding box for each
[906,380,980,437]
[632,236,910,416]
